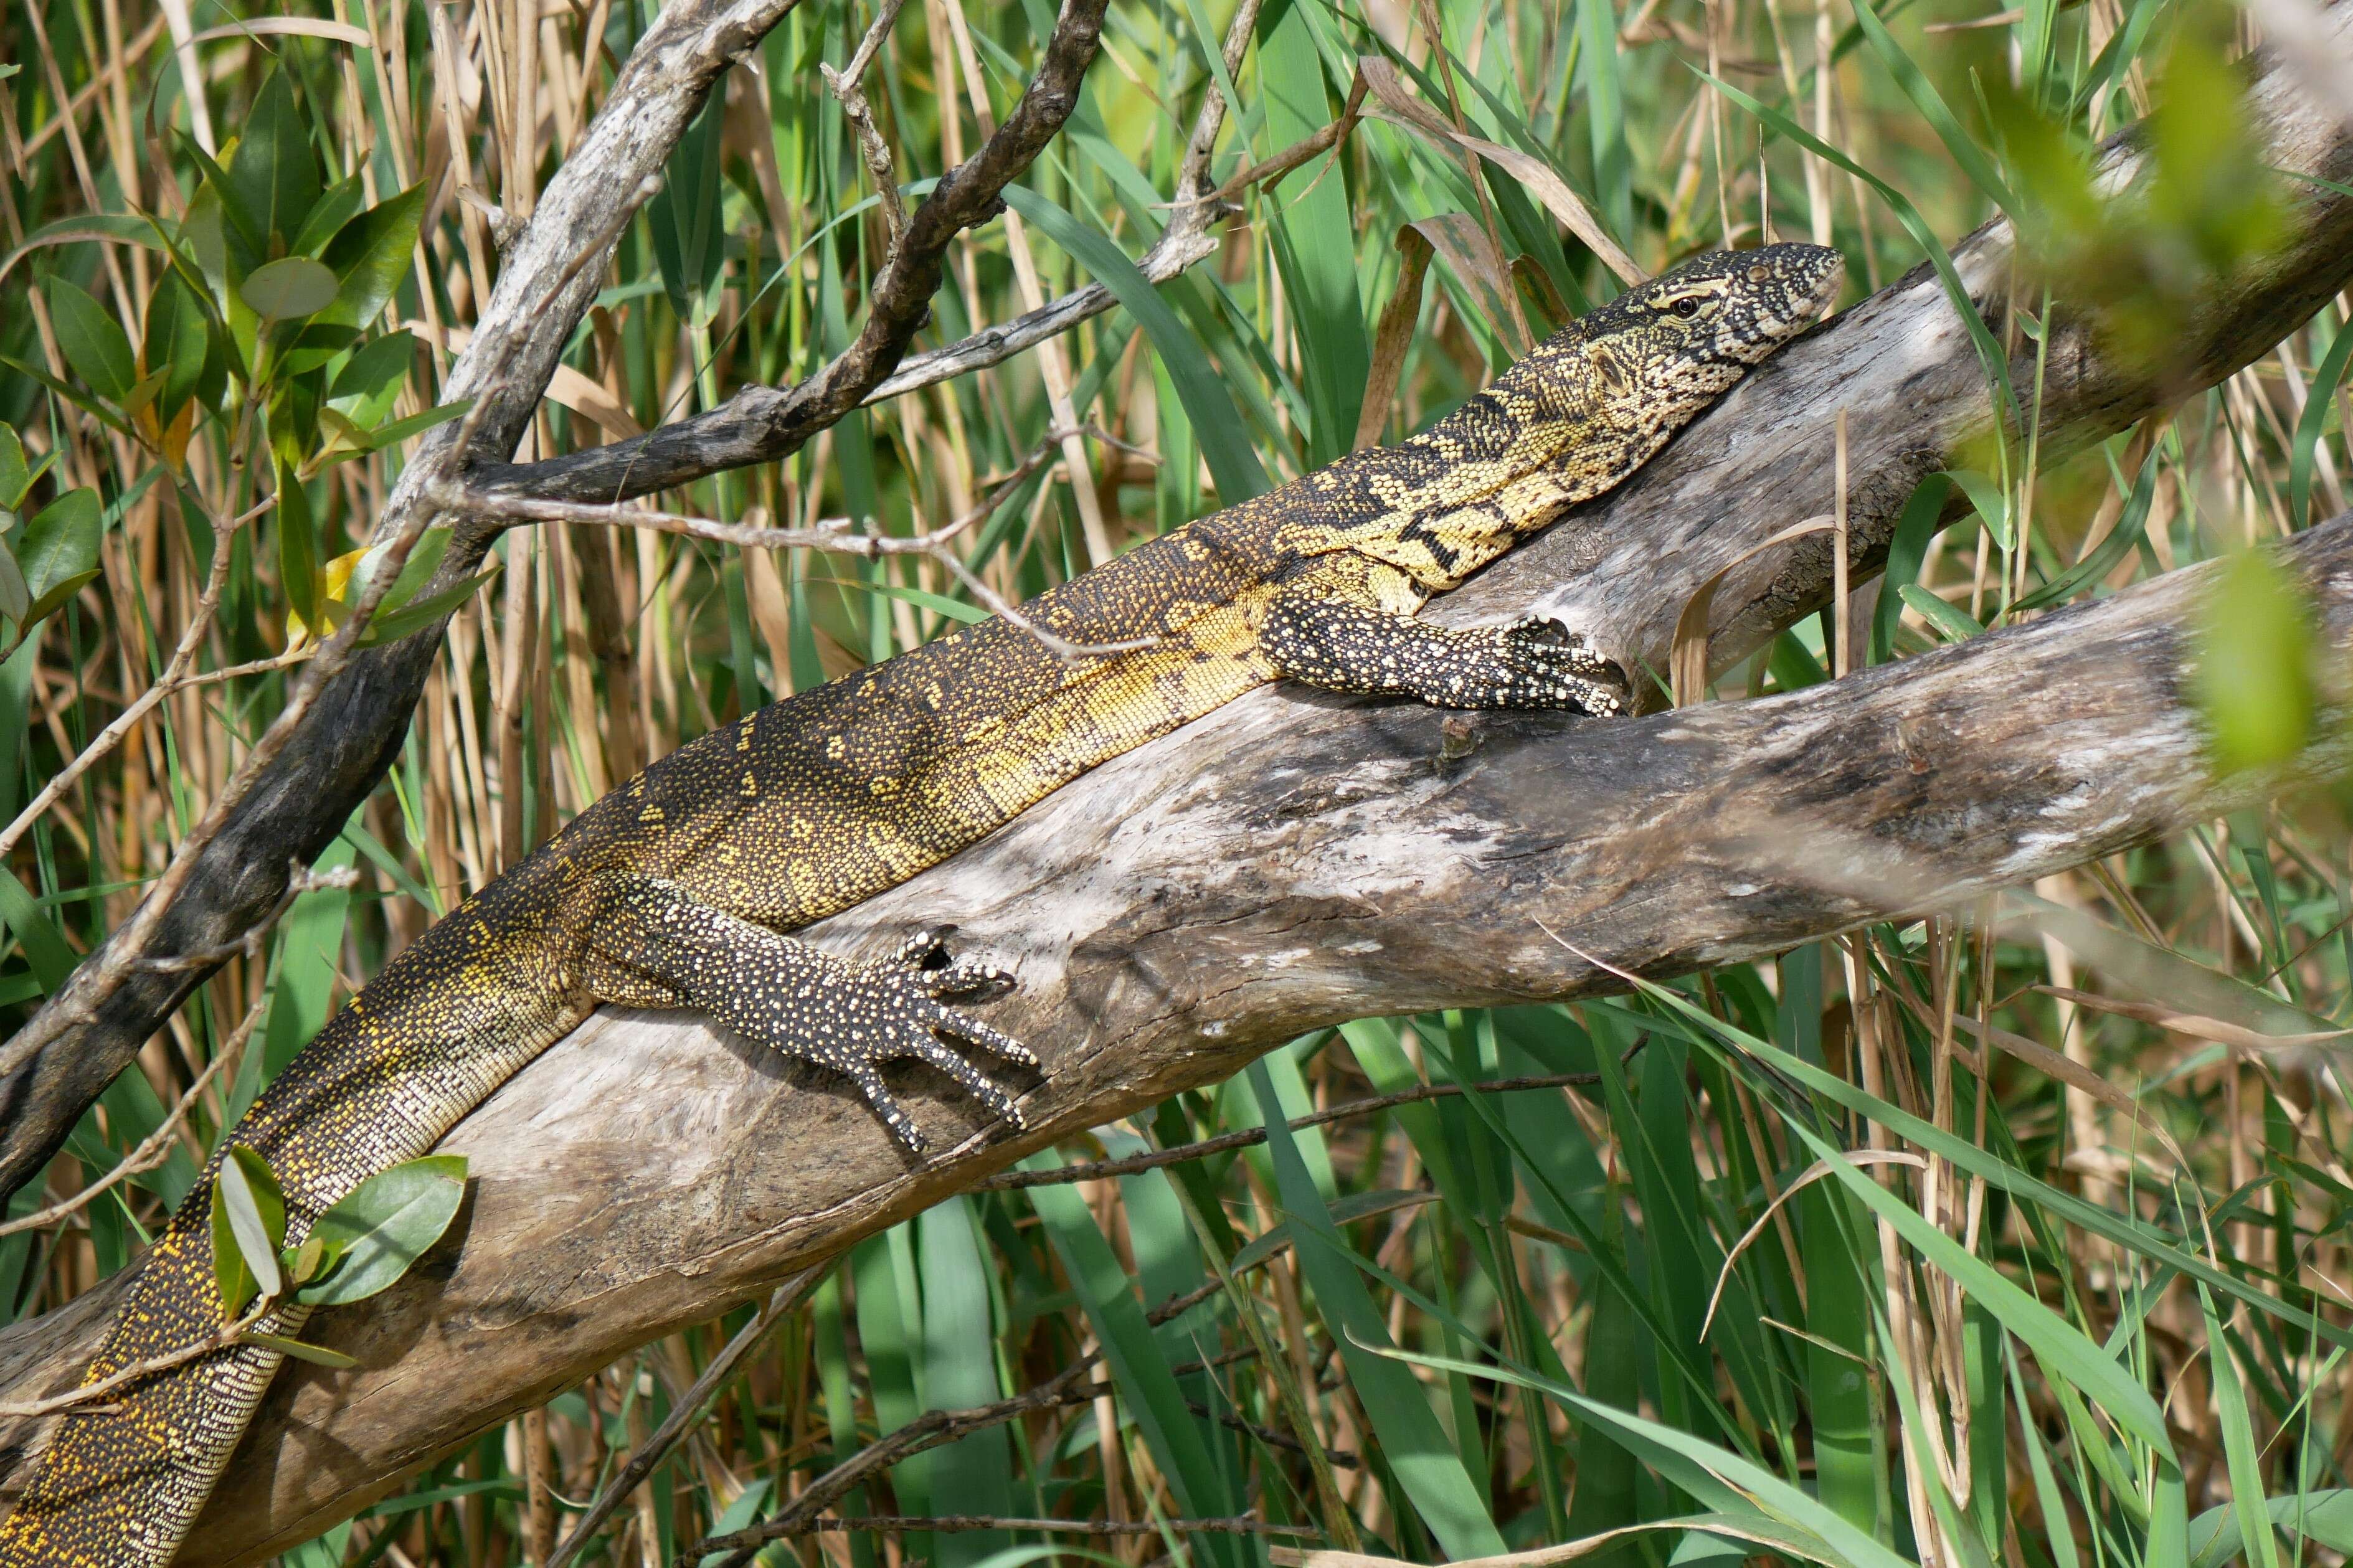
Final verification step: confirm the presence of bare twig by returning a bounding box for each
[821,0,912,252]
[427,479,1162,660]
[0,1296,275,1419]
[973,1070,1600,1191]
[3,483,438,1032]
[0,991,268,1240]
[470,0,1114,506]
[129,867,362,975]
[0,494,275,870]
[0,0,829,1204]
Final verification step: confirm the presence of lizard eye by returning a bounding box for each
[1670,296,1703,318]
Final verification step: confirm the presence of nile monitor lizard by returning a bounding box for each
[0,241,1841,1564]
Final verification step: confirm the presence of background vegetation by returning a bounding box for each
[4,0,2353,1562]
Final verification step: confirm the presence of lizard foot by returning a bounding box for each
[813,953,1034,1154]
[1489,616,1628,715]
[579,874,1033,1156]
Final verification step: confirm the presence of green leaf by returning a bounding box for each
[1849,0,2020,218]
[1897,582,1986,644]
[225,71,321,248]
[1944,468,2012,550]
[217,1146,287,1303]
[0,542,28,626]
[2291,315,2353,531]
[288,172,367,259]
[2013,440,2162,612]
[242,1329,359,1369]
[240,257,341,322]
[295,1153,467,1306]
[0,213,173,293]
[182,133,265,283]
[2189,1490,2353,1568]
[2195,547,2317,773]
[328,330,419,426]
[0,352,132,435]
[318,184,425,329]
[354,566,500,646]
[361,397,472,453]
[1000,187,1270,503]
[211,1178,258,1317]
[277,463,321,633]
[646,97,726,322]
[17,489,103,624]
[1871,473,1953,663]
[284,1233,328,1287]
[1705,72,2018,425]
[144,271,211,431]
[810,576,990,625]
[1249,1060,1509,1559]
[1385,1342,1916,1568]
[0,425,39,511]
[2199,1290,2281,1568]
[42,276,136,404]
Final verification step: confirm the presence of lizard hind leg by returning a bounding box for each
[1263,591,1629,714]
[580,874,1034,1154]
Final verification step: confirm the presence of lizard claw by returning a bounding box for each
[1489,618,1628,715]
[895,927,1018,1001]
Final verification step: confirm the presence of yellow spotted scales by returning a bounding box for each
[0,243,1841,1565]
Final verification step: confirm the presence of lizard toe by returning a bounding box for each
[922,999,1038,1069]
[900,1027,1028,1128]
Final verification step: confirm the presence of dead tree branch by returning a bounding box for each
[468,0,1114,506]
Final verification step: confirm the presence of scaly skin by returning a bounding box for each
[0,243,1842,1565]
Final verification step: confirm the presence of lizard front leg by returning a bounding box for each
[577,874,1033,1153]
[1261,561,1626,714]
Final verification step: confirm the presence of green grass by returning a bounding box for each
[5,0,2353,1562]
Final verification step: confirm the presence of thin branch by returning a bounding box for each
[856,0,1256,404]
[821,0,912,253]
[0,1296,276,1419]
[129,867,361,975]
[973,1070,1600,1191]
[0,991,268,1239]
[427,478,1163,660]
[1203,73,1368,209]
[470,0,1114,506]
[0,493,273,871]
[0,0,824,1205]
[5,481,443,1041]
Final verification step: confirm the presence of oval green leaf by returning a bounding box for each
[218,1146,286,1302]
[42,276,136,403]
[296,1153,467,1306]
[240,256,339,322]
[17,489,103,623]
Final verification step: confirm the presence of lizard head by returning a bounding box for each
[1578,242,1844,417]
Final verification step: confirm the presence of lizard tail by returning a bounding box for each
[0,909,564,1565]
